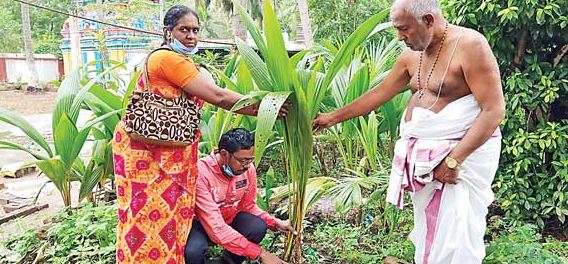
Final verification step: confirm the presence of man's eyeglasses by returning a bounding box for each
[230,154,254,166]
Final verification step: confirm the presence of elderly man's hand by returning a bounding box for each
[275,219,297,235]
[433,161,460,184]
[312,112,338,133]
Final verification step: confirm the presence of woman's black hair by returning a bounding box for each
[218,128,255,154]
[162,5,200,44]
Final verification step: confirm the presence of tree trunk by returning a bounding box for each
[20,2,39,91]
[296,0,314,49]
[69,16,82,70]
[159,0,165,24]
[232,0,248,41]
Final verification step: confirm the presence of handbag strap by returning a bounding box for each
[141,46,173,92]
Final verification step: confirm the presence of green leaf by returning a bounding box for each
[88,85,122,110]
[235,3,268,57]
[84,94,121,134]
[315,9,391,117]
[78,161,104,202]
[71,63,124,119]
[121,70,142,118]
[52,68,81,134]
[0,107,53,157]
[263,0,294,93]
[236,58,255,94]
[209,66,241,92]
[254,91,292,166]
[0,140,49,160]
[231,91,270,112]
[35,157,70,205]
[54,113,79,168]
[235,38,274,91]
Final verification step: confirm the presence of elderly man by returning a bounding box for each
[185,128,293,264]
[313,0,504,263]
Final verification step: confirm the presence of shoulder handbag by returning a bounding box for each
[123,48,201,147]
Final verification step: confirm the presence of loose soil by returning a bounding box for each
[0,90,57,115]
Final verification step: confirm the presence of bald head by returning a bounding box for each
[390,0,442,21]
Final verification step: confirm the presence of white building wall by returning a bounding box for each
[1,54,60,84]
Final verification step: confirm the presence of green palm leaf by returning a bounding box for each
[253,91,291,165]
[36,157,71,206]
[0,140,48,160]
[52,68,81,134]
[315,9,391,117]
[54,114,79,167]
[121,70,142,117]
[0,107,53,157]
[235,38,274,91]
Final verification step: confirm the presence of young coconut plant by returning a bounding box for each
[0,67,121,206]
[232,1,391,261]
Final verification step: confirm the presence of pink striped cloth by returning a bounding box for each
[385,95,501,209]
[387,138,454,208]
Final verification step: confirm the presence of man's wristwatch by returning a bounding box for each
[444,156,461,170]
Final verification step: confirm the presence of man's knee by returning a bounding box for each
[249,217,268,242]
[185,223,209,264]
[233,212,268,243]
[184,240,208,264]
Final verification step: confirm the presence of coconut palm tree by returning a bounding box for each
[20,2,39,91]
[295,0,313,48]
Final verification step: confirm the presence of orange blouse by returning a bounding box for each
[146,50,200,98]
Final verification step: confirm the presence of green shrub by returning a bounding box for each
[303,207,415,264]
[485,224,565,264]
[308,0,391,41]
[2,203,117,264]
[3,228,42,263]
[444,0,568,227]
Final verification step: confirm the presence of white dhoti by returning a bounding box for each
[386,95,502,264]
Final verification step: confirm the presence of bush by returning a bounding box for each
[308,0,391,41]
[34,34,63,58]
[444,0,568,227]
[302,204,415,264]
[2,203,117,264]
[485,224,565,264]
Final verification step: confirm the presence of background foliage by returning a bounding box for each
[308,0,391,41]
[0,0,71,56]
[444,0,568,228]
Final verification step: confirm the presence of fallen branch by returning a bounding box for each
[0,203,49,224]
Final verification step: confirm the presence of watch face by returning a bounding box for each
[446,158,457,168]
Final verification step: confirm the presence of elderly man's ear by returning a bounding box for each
[422,14,435,26]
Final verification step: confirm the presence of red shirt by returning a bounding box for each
[194,154,277,259]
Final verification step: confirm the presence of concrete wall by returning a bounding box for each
[0,53,63,84]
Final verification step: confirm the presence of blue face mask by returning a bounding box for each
[222,164,236,178]
[170,38,199,55]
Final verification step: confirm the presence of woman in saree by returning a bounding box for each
[111,5,283,263]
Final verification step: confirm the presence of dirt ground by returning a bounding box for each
[0,90,57,115]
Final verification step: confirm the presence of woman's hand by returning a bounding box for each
[277,102,290,118]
